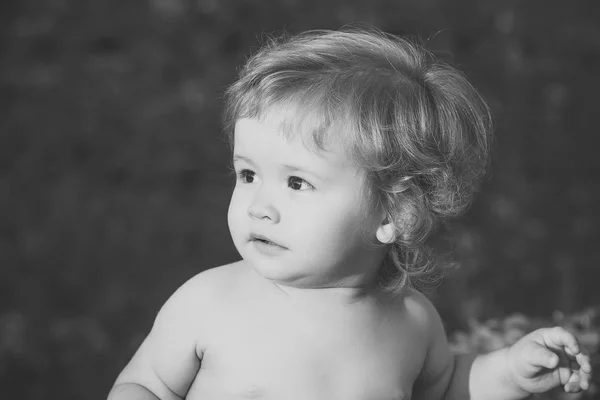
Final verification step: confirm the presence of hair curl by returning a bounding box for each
[223,26,493,295]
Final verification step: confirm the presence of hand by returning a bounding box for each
[506,327,593,395]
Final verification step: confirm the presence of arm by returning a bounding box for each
[416,347,530,400]
[107,273,212,400]
[410,297,526,400]
[412,295,592,400]
[455,327,592,399]
[108,382,160,400]
[410,293,460,400]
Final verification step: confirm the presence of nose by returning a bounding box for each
[247,185,280,223]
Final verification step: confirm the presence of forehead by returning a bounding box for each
[233,106,356,171]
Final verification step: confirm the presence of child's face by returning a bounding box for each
[227,110,387,289]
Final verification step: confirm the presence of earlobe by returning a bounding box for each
[376,222,396,244]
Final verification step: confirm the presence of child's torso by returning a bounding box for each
[186,266,426,400]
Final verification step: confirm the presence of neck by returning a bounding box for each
[270,279,384,306]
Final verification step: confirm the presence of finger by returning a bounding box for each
[580,372,591,391]
[543,327,580,355]
[565,369,592,393]
[565,373,581,393]
[565,350,592,389]
[574,353,593,374]
[523,343,560,370]
[574,354,592,390]
[562,354,593,392]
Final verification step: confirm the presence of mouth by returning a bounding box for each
[250,234,285,248]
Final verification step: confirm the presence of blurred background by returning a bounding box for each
[1,0,599,399]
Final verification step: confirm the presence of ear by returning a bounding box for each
[376,216,396,244]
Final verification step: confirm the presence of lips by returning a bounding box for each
[249,233,286,249]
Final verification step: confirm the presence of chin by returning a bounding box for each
[245,257,306,283]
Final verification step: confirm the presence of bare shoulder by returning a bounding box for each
[398,290,454,400]
[389,290,444,366]
[112,262,249,395]
[164,261,246,303]
[397,289,443,338]
[174,261,246,298]
[153,261,247,333]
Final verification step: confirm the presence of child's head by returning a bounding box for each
[223,26,492,295]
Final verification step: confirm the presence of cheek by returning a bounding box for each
[227,189,246,234]
[329,201,379,245]
[301,199,370,241]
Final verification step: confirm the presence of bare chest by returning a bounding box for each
[188,296,425,400]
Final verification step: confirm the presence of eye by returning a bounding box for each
[237,169,256,184]
[288,176,314,191]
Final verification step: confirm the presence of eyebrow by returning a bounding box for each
[232,154,253,164]
[282,163,318,175]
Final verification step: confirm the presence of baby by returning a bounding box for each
[108,27,592,399]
